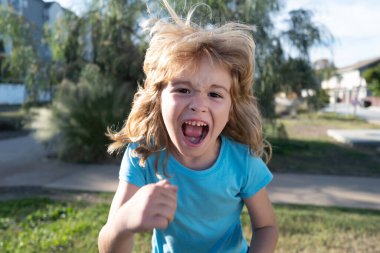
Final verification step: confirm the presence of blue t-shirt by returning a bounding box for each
[119,135,273,253]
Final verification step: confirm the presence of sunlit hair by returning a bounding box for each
[107,0,271,172]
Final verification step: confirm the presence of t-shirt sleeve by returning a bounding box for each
[119,143,147,188]
[240,155,273,199]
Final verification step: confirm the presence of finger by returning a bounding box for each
[152,196,177,215]
[156,179,178,192]
[164,184,178,193]
[156,180,178,192]
[156,201,177,214]
[151,215,170,230]
[156,179,170,186]
[156,187,177,204]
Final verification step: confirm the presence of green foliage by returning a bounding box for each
[306,88,330,111]
[281,57,318,96]
[282,9,334,60]
[53,64,135,162]
[279,9,334,111]
[88,0,146,84]
[0,5,38,84]
[44,0,146,85]
[314,61,339,82]
[363,63,380,97]
[0,5,55,103]
[44,0,146,162]
[44,11,84,84]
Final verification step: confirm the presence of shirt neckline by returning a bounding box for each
[167,135,227,178]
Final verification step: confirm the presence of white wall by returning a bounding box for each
[0,83,26,104]
[340,71,365,89]
[322,69,368,103]
[0,83,52,104]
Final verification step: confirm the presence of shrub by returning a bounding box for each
[53,64,135,163]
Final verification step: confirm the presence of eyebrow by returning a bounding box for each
[171,80,230,93]
[171,79,191,86]
[210,84,230,93]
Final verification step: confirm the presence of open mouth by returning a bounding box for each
[182,120,209,145]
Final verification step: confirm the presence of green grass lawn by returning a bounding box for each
[1,194,379,253]
[267,112,380,177]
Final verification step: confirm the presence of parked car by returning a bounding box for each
[360,98,372,108]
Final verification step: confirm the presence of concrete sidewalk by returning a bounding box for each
[327,129,380,148]
[1,135,380,210]
[268,173,380,210]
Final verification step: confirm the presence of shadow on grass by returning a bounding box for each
[269,138,380,177]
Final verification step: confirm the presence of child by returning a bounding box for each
[98,1,278,252]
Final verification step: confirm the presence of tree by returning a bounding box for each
[363,63,380,97]
[281,57,318,97]
[0,4,57,103]
[47,0,147,162]
[282,9,334,60]
[0,6,37,88]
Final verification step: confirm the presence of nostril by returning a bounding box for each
[189,104,196,111]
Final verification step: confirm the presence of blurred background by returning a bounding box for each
[0,0,379,252]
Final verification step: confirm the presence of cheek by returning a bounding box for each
[214,101,232,128]
[160,93,178,126]
[224,99,233,120]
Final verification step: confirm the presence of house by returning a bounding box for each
[321,56,380,107]
[0,0,68,104]
[0,0,66,59]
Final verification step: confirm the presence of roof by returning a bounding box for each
[339,56,380,73]
[44,0,62,9]
[44,2,55,8]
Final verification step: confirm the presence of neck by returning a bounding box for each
[171,137,221,170]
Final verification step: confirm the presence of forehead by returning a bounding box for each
[170,56,232,88]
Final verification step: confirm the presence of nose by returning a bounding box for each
[189,93,207,113]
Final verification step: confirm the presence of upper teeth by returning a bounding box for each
[185,121,207,127]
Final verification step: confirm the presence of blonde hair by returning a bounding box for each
[107,0,271,171]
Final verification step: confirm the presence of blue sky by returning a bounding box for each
[51,0,380,68]
[278,0,380,67]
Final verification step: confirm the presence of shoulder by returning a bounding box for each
[221,136,273,197]
[222,135,257,163]
[222,135,250,155]
[221,135,269,173]
[121,142,142,167]
[120,142,161,187]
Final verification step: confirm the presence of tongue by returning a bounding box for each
[184,124,203,137]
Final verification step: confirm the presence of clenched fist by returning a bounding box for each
[121,180,178,233]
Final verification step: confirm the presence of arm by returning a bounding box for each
[98,180,178,253]
[244,187,279,253]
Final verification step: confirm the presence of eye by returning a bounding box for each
[209,92,222,98]
[176,88,191,94]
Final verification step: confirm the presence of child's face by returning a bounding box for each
[161,56,232,170]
